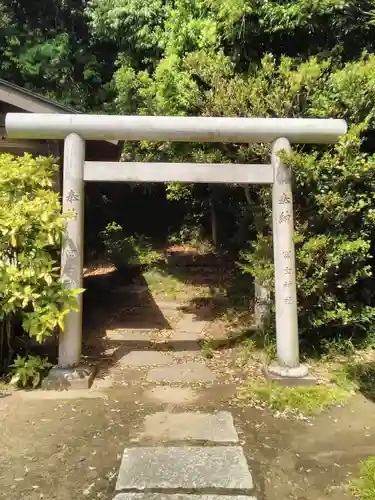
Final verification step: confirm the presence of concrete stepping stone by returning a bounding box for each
[139,411,238,442]
[174,315,209,335]
[153,300,181,310]
[119,351,174,367]
[114,495,257,500]
[115,446,253,491]
[168,331,205,342]
[170,340,202,358]
[147,361,216,383]
[171,350,202,360]
[143,386,198,405]
[106,329,154,342]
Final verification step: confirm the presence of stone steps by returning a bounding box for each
[108,299,257,500]
[112,411,256,500]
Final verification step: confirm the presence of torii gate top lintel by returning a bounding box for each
[6,113,347,144]
[4,112,348,387]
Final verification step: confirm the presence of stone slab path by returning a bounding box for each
[116,445,253,490]
[103,297,257,500]
[147,361,216,383]
[137,411,239,442]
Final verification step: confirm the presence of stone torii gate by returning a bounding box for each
[6,114,347,388]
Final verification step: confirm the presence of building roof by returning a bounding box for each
[0,78,118,148]
[0,77,80,114]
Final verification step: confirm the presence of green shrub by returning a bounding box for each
[338,360,375,401]
[236,56,375,354]
[10,354,52,388]
[350,456,375,500]
[100,222,162,271]
[168,223,214,253]
[0,154,83,372]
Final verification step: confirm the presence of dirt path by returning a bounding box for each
[1,271,374,500]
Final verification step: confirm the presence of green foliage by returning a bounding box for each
[9,354,52,388]
[320,337,357,358]
[201,338,215,359]
[87,0,165,57]
[237,338,257,365]
[238,236,274,290]
[3,0,375,111]
[230,54,375,351]
[337,360,375,401]
[0,0,117,110]
[237,379,354,417]
[0,154,83,371]
[350,456,375,500]
[168,224,214,254]
[143,268,185,299]
[100,222,162,271]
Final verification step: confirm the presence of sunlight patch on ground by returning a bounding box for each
[143,268,212,300]
[235,380,355,420]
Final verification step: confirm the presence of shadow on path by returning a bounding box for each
[82,269,172,372]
